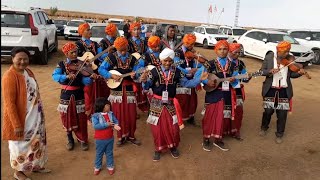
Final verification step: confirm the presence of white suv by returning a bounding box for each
[288,30,320,64]
[218,25,247,43]
[64,19,86,40]
[1,6,58,64]
[193,25,228,48]
[238,29,314,65]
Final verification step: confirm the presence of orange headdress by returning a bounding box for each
[147,36,161,48]
[276,41,291,52]
[62,42,77,55]
[114,37,128,50]
[229,43,241,53]
[130,22,141,31]
[105,23,117,36]
[78,23,90,36]
[184,51,195,60]
[183,34,196,45]
[214,40,229,53]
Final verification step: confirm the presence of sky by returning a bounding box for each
[2,0,319,29]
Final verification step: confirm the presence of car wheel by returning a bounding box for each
[311,49,320,65]
[64,35,69,40]
[239,45,245,57]
[38,42,48,65]
[203,39,208,49]
[53,35,58,52]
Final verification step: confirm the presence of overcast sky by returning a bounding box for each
[2,0,319,29]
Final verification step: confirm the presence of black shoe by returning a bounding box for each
[81,142,89,151]
[129,138,141,146]
[202,139,213,152]
[170,148,180,159]
[187,117,196,125]
[66,142,74,151]
[213,141,229,152]
[153,151,161,162]
[116,137,127,147]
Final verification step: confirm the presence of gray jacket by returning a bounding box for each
[261,52,301,99]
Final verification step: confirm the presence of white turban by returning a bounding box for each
[159,48,175,61]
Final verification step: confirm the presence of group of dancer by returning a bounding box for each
[50,21,307,174]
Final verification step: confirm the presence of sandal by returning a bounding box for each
[14,171,31,180]
[33,168,51,173]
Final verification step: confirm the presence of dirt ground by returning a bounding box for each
[1,38,320,180]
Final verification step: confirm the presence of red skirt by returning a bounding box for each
[189,88,198,117]
[111,93,137,140]
[202,100,224,139]
[150,107,180,151]
[135,82,149,112]
[60,96,88,142]
[176,88,197,120]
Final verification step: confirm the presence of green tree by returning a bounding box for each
[49,6,58,16]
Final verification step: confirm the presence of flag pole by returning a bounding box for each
[216,8,224,25]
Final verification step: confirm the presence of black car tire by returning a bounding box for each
[64,35,69,40]
[38,42,48,65]
[311,49,320,65]
[52,35,58,52]
[203,39,209,49]
[239,45,245,57]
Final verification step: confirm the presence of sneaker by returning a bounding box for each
[186,117,196,126]
[66,142,74,151]
[116,137,127,147]
[259,130,267,137]
[93,168,100,175]
[129,138,141,146]
[233,135,244,141]
[202,139,213,152]
[275,137,283,144]
[107,168,115,175]
[213,141,229,151]
[81,142,89,151]
[153,151,161,162]
[170,148,180,158]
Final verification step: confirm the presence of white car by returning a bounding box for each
[193,25,228,48]
[238,29,314,64]
[218,25,247,43]
[1,6,57,64]
[288,30,320,64]
[90,23,120,43]
[64,19,85,40]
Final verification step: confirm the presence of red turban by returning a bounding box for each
[114,37,128,50]
[183,34,196,45]
[130,22,141,31]
[78,23,90,36]
[147,36,160,48]
[105,23,117,36]
[229,43,241,53]
[277,41,291,52]
[62,42,77,55]
[214,40,229,53]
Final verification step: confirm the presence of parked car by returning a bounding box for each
[218,25,247,43]
[193,25,228,48]
[84,19,94,23]
[116,23,124,37]
[145,24,155,38]
[90,23,120,43]
[54,19,68,36]
[152,22,182,41]
[288,30,320,64]
[1,6,58,64]
[64,19,85,40]
[238,29,314,65]
[178,25,195,36]
[108,18,124,24]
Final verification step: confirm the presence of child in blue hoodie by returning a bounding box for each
[91,97,121,175]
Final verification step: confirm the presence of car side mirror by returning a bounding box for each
[306,37,311,40]
[262,38,268,43]
[47,19,54,24]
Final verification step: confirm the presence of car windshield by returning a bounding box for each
[117,24,124,30]
[268,34,299,44]
[206,28,218,34]
[85,19,94,23]
[233,29,247,36]
[311,32,320,41]
[91,26,105,37]
[184,26,195,33]
[68,21,84,27]
[54,20,67,25]
[1,12,29,28]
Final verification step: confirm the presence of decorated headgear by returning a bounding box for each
[105,23,117,36]
[130,22,141,31]
[214,40,229,53]
[229,43,241,53]
[78,23,90,36]
[62,42,77,55]
[276,41,291,52]
[183,34,196,46]
[114,37,128,50]
[159,48,175,60]
[147,36,161,48]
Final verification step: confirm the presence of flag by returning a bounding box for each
[214,5,217,12]
[208,5,212,13]
[221,8,224,13]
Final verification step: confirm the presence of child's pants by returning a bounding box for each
[95,138,114,169]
